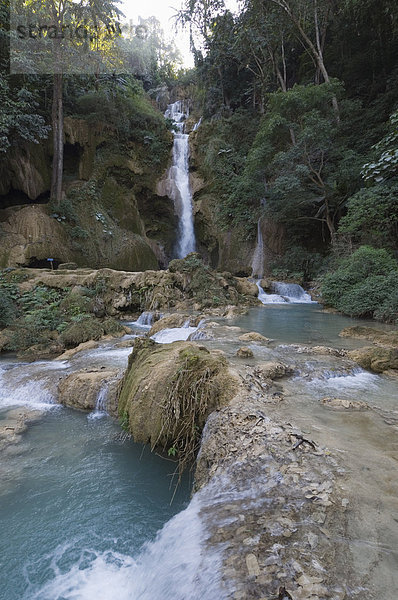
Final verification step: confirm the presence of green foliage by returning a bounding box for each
[70,226,89,240]
[321,246,398,322]
[0,75,50,153]
[195,109,260,236]
[338,179,398,250]
[74,84,170,166]
[60,317,105,347]
[270,246,325,282]
[102,317,124,335]
[119,411,129,432]
[362,109,398,183]
[234,82,360,245]
[0,289,17,327]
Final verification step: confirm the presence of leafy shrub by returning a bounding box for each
[60,317,104,347]
[0,289,17,327]
[102,317,124,335]
[321,246,398,322]
[59,292,92,318]
[271,246,325,282]
[338,179,398,250]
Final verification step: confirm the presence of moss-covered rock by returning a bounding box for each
[348,346,398,373]
[118,338,237,471]
[340,326,398,347]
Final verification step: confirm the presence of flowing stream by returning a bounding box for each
[1,303,397,598]
[164,101,196,258]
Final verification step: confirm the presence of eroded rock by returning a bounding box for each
[58,368,121,414]
[239,332,270,343]
[117,338,237,452]
[320,397,368,410]
[348,346,398,373]
[236,346,254,359]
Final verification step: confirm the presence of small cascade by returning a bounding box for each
[256,281,316,304]
[251,218,264,278]
[151,319,199,344]
[192,117,202,131]
[88,382,110,421]
[136,311,154,328]
[164,101,196,258]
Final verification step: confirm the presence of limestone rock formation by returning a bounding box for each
[348,346,398,373]
[239,331,270,343]
[117,338,237,455]
[58,368,121,414]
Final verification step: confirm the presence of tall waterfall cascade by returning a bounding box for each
[164,101,196,258]
[251,218,265,278]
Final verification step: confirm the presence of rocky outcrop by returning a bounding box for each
[236,346,254,359]
[320,397,368,410]
[58,368,121,414]
[0,142,50,199]
[239,331,270,343]
[340,326,398,347]
[194,396,348,600]
[0,408,43,451]
[348,346,398,374]
[117,338,237,461]
[258,361,292,379]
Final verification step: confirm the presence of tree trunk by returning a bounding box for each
[50,73,64,207]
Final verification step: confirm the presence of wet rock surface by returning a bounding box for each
[0,408,43,451]
[195,396,349,600]
[58,368,122,415]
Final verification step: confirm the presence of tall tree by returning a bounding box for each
[266,0,340,119]
[14,0,123,206]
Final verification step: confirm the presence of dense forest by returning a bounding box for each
[0,0,398,323]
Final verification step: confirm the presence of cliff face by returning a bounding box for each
[0,114,175,271]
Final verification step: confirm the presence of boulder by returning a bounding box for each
[239,332,270,343]
[55,340,99,360]
[320,397,368,410]
[117,338,236,454]
[340,326,398,347]
[234,278,259,298]
[58,368,121,414]
[258,361,292,379]
[348,346,398,373]
[236,346,254,359]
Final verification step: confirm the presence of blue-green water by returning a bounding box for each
[0,408,189,600]
[233,303,390,346]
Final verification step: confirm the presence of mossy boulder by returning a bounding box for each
[348,346,398,373]
[340,326,398,347]
[118,338,237,470]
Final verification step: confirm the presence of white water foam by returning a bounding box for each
[308,368,380,396]
[251,219,264,279]
[0,362,59,411]
[256,280,316,304]
[24,492,225,600]
[151,323,198,344]
[130,311,154,329]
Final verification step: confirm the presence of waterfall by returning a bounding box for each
[251,218,264,278]
[256,280,316,304]
[136,311,154,327]
[192,117,202,131]
[88,382,110,420]
[164,101,196,258]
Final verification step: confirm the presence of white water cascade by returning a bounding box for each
[251,218,264,278]
[256,280,316,304]
[165,101,196,258]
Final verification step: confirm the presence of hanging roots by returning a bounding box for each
[155,351,223,481]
